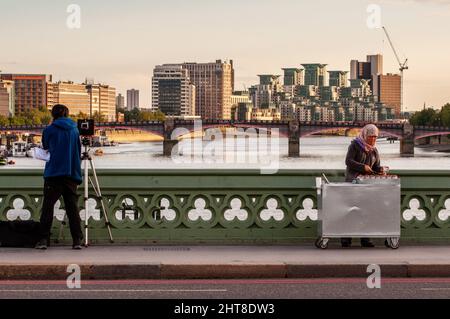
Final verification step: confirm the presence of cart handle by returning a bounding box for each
[321,173,330,184]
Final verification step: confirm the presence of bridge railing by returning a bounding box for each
[0,169,449,244]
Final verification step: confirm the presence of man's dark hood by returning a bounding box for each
[52,117,77,131]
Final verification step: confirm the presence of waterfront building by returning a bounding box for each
[378,73,401,117]
[328,71,348,87]
[152,64,196,117]
[301,64,327,87]
[320,86,339,102]
[0,73,52,114]
[251,75,283,109]
[295,85,319,98]
[350,54,383,100]
[182,60,233,120]
[231,91,252,110]
[280,101,296,120]
[282,68,304,86]
[47,81,116,121]
[0,80,15,117]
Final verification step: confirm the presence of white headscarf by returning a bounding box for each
[356,124,379,153]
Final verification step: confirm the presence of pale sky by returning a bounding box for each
[1,0,449,111]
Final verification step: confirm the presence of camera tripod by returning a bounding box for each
[81,137,114,246]
[58,137,114,246]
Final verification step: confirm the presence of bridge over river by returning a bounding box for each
[1,120,449,157]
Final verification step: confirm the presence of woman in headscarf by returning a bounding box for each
[345,124,384,182]
[342,124,386,248]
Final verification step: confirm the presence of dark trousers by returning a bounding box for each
[341,238,371,245]
[39,177,83,243]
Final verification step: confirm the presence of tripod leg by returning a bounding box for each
[89,159,114,243]
[83,157,90,247]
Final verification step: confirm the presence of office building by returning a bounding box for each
[182,60,233,120]
[350,60,371,80]
[367,54,383,100]
[152,64,195,117]
[47,81,116,121]
[378,73,401,116]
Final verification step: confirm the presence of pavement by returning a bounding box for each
[1,244,450,280]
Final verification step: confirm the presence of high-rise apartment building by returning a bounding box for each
[0,74,52,114]
[320,86,339,101]
[182,60,233,120]
[152,64,195,117]
[116,93,125,110]
[0,80,15,117]
[301,64,327,87]
[328,71,348,87]
[126,89,140,111]
[350,60,371,80]
[367,54,383,100]
[282,68,304,86]
[378,73,401,116]
[350,54,383,100]
[251,75,283,108]
[341,79,372,98]
[231,91,252,110]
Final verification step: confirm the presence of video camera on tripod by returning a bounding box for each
[77,119,95,146]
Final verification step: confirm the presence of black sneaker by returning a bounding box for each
[72,238,83,250]
[341,239,352,248]
[361,241,375,248]
[35,239,48,250]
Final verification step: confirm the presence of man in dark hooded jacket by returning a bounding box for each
[35,104,83,250]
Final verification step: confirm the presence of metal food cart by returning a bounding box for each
[315,175,401,249]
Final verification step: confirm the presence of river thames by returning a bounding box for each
[4,136,450,170]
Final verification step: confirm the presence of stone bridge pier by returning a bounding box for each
[400,122,415,157]
[163,118,178,157]
[288,120,300,158]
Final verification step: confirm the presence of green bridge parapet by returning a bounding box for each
[0,169,449,244]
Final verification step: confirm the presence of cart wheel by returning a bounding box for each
[314,237,321,248]
[385,237,400,249]
[315,237,329,249]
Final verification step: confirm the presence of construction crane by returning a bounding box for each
[382,26,408,116]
